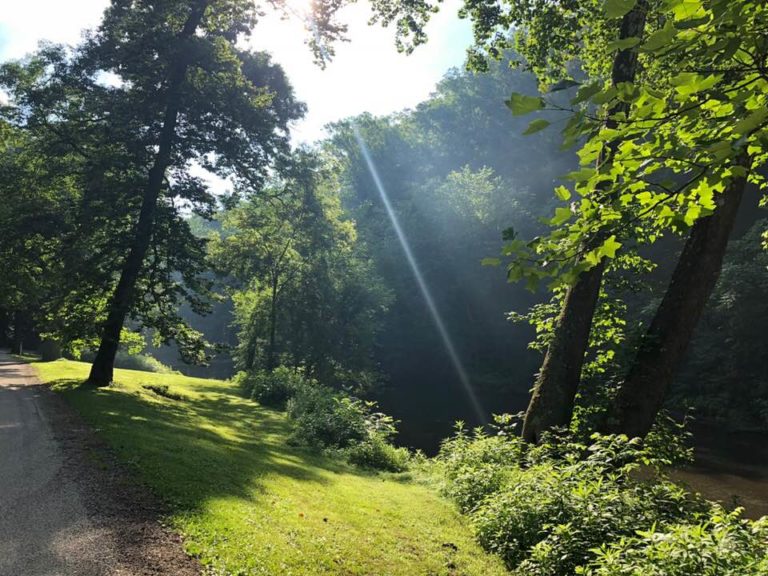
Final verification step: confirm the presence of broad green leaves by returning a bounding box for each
[506,93,544,116]
[555,186,572,201]
[640,20,677,53]
[524,119,551,135]
[604,0,637,19]
[670,73,721,98]
[476,0,767,292]
[606,37,641,52]
[572,83,603,105]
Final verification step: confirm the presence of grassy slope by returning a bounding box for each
[34,360,507,576]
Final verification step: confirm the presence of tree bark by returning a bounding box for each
[266,272,279,371]
[522,2,649,443]
[10,310,31,356]
[610,158,750,438]
[522,262,605,442]
[87,3,208,386]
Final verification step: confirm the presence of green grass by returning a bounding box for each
[33,359,508,576]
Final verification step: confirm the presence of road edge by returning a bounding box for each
[22,358,203,576]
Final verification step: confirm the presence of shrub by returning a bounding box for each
[438,416,526,512]
[235,365,408,472]
[235,366,313,408]
[80,350,177,374]
[438,418,705,575]
[345,434,411,472]
[466,458,697,575]
[287,386,369,449]
[581,508,768,576]
[286,385,410,471]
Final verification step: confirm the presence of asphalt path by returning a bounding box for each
[0,352,199,576]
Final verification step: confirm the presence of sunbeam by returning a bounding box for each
[353,125,487,424]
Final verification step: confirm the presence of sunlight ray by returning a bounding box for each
[353,125,487,424]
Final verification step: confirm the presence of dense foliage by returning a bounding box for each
[437,416,767,575]
[211,156,390,389]
[237,365,410,472]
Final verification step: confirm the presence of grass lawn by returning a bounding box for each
[33,359,507,576]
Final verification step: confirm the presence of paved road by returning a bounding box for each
[0,352,120,575]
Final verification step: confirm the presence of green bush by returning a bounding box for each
[581,508,768,576]
[235,365,408,472]
[81,350,177,374]
[345,434,411,472]
[475,464,696,575]
[235,366,313,408]
[438,416,526,512]
[438,417,706,575]
[286,386,369,449]
[286,384,410,471]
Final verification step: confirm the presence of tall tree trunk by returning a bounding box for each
[87,3,207,386]
[266,273,279,371]
[610,158,750,438]
[10,310,30,356]
[522,2,649,443]
[0,309,8,348]
[522,262,605,442]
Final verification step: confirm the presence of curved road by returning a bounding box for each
[0,352,198,576]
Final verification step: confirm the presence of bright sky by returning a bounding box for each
[0,0,472,143]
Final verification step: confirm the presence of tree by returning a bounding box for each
[212,154,391,388]
[673,220,768,430]
[0,107,82,354]
[80,1,307,384]
[608,1,768,437]
[494,0,768,437]
[442,0,652,441]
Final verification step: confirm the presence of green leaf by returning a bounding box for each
[640,21,678,53]
[481,257,502,267]
[505,93,545,116]
[683,204,701,226]
[598,235,622,259]
[549,79,579,93]
[671,73,721,97]
[592,87,617,105]
[523,118,551,135]
[572,82,603,105]
[551,206,572,226]
[674,15,710,29]
[555,186,571,201]
[606,37,641,51]
[565,168,597,183]
[604,0,637,19]
[733,108,768,136]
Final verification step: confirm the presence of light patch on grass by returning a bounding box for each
[33,359,508,576]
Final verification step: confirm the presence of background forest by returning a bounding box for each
[123,56,767,448]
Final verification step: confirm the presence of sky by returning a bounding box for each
[0,0,473,143]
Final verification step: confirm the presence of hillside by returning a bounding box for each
[33,360,507,576]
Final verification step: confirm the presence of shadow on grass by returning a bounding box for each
[49,377,352,514]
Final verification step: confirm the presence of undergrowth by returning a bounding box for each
[436,414,768,575]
